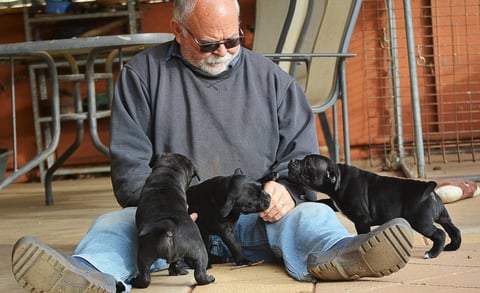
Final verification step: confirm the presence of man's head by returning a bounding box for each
[171,0,242,75]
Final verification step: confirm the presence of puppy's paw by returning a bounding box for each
[130,275,151,288]
[196,274,215,285]
[208,254,230,264]
[168,262,189,276]
[231,260,265,270]
[423,251,440,259]
[234,257,252,266]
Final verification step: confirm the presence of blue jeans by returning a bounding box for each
[73,202,352,291]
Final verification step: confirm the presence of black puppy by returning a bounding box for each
[131,153,215,288]
[288,154,461,259]
[186,169,273,266]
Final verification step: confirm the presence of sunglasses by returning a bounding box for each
[180,23,244,53]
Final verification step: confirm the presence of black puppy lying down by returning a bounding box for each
[131,153,214,288]
[288,154,461,259]
[187,169,273,266]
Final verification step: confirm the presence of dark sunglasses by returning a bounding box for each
[180,23,244,53]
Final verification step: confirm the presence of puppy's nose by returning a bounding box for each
[262,192,271,203]
[261,197,271,210]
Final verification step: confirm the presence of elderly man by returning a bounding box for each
[11,0,413,292]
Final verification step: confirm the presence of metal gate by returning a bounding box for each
[359,0,480,180]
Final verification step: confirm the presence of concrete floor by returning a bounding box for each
[1,175,479,292]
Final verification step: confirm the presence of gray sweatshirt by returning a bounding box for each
[110,41,319,207]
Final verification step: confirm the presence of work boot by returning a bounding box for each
[308,218,414,281]
[11,236,122,293]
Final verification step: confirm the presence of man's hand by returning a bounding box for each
[259,181,294,222]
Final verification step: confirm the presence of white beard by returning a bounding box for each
[197,52,235,75]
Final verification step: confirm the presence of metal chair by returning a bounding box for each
[252,0,363,163]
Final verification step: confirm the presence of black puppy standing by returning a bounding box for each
[288,154,461,259]
[187,169,273,266]
[131,153,215,288]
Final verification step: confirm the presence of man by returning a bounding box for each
[11,0,414,292]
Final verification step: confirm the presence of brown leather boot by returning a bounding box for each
[12,236,122,293]
[307,218,414,281]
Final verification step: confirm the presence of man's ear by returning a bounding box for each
[170,20,184,43]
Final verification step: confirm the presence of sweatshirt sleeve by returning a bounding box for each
[273,79,320,203]
[109,65,153,207]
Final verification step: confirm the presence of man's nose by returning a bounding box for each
[212,44,228,56]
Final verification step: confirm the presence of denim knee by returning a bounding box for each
[90,207,137,229]
[264,202,352,281]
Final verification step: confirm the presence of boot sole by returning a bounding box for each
[11,236,114,293]
[308,219,413,281]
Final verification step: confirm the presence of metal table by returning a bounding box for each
[0,33,175,204]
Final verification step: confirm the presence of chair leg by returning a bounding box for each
[318,112,336,161]
[339,61,351,165]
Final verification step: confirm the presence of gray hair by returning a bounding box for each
[173,0,240,24]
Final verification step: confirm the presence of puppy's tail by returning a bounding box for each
[420,181,438,202]
[139,220,176,260]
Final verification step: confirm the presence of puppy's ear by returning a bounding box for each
[234,168,244,175]
[193,169,201,181]
[149,153,163,168]
[258,172,279,184]
[327,168,341,191]
[326,170,337,184]
[138,223,155,237]
[191,161,201,181]
[220,196,236,218]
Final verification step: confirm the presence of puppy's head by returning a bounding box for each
[220,172,271,217]
[287,154,340,194]
[151,153,200,186]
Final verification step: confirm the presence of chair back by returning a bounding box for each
[300,0,362,113]
[252,0,363,113]
[252,0,310,73]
